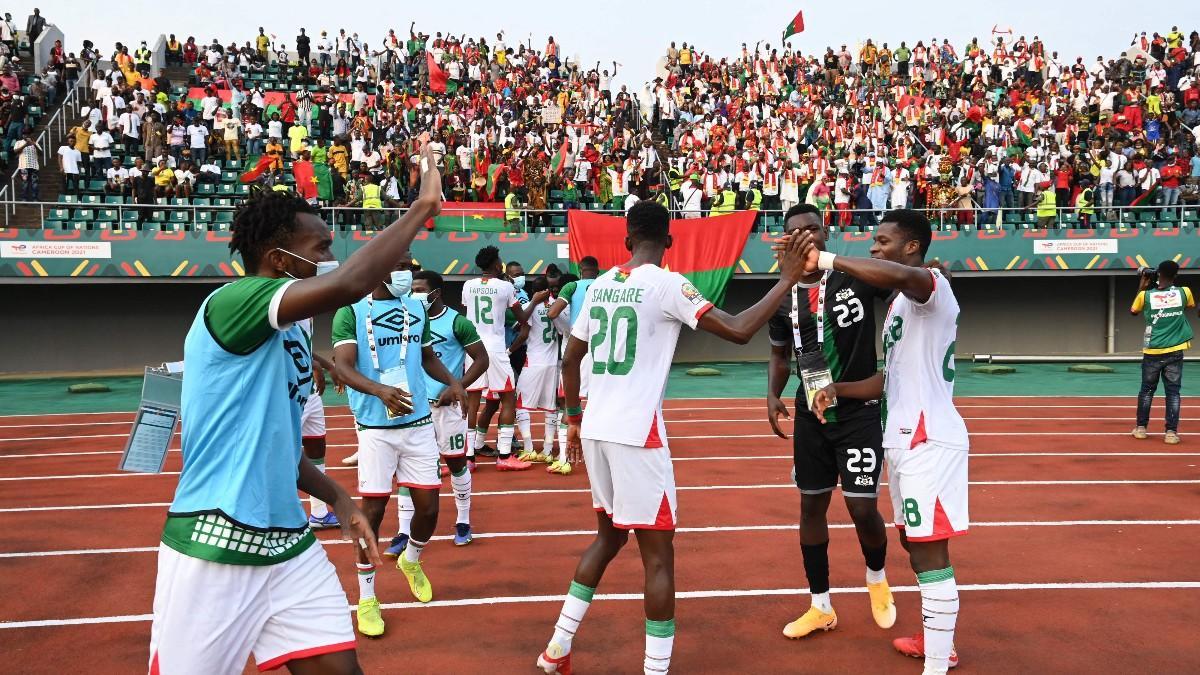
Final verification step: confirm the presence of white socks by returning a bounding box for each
[308,458,329,518]
[450,466,471,524]
[543,411,559,452]
[516,408,534,452]
[918,567,959,674]
[550,581,594,653]
[404,537,427,564]
[498,424,515,457]
[866,567,887,584]
[644,619,675,674]
[397,488,414,537]
[557,416,568,463]
[810,591,833,613]
[356,562,376,600]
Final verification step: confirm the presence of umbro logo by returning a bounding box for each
[854,475,875,486]
[373,308,420,333]
[427,330,448,348]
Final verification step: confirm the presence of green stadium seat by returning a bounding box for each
[214,198,233,207]
[196,183,215,195]
[221,171,238,182]
[58,194,78,203]
[148,210,167,223]
[104,195,125,205]
[171,198,190,207]
[218,184,235,195]
[72,208,94,224]
[192,198,211,206]
[214,211,234,224]
[121,211,140,226]
[96,209,118,222]
[195,210,213,225]
[86,180,105,193]
[169,210,191,225]
[46,207,69,222]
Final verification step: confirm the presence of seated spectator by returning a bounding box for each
[152,159,176,198]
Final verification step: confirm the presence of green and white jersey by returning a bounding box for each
[570,264,713,448]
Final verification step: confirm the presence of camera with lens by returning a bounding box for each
[1138,266,1158,286]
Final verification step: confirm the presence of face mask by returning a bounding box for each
[385,269,413,298]
[511,275,526,291]
[276,248,339,279]
[410,291,438,310]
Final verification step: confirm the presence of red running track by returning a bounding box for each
[0,396,1197,674]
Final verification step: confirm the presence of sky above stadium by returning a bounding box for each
[27,0,1187,91]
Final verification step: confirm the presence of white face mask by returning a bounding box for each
[410,291,436,310]
[511,275,526,291]
[276,248,339,278]
[385,269,413,298]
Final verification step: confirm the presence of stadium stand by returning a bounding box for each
[15,24,1200,234]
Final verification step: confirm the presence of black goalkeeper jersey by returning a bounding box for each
[768,271,891,424]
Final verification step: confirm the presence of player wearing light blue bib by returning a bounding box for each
[382,270,491,555]
[152,155,443,675]
[332,255,467,638]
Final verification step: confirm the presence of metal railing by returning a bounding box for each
[3,62,95,224]
[1,200,1196,234]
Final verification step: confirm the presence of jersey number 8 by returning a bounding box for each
[589,305,638,376]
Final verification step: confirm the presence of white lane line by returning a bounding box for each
[3,451,1198,480]
[4,480,1198,514]
[3,519,1195,560]
[4,580,1198,629]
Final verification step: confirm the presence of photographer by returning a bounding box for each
[1131,261,1196,445]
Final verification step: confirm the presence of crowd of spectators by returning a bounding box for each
[42,22,1200,231]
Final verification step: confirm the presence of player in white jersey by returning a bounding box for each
[297,317,342,529]
[536,201,809,675]
[516,275,566,467]
[461,246,547,470]
[808,209,968,675]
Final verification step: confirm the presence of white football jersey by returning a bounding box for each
[461,276,518,353]
[571,264,713,448]
[880,268,969,450]
[524,299,560,366]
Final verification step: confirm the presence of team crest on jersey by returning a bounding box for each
[373,307,420,332]
[854,475,875,487]
[681,282,703,305]
[614,269,630,283]
[835,288,855,302]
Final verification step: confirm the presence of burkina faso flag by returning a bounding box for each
[429,202,508,232]
[565,210,756,307]
[782,10,805,40]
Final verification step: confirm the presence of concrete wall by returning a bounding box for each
[2,275,1197,375]
[31,23,63,74]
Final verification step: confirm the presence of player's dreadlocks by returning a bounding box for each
[230,189,321,271]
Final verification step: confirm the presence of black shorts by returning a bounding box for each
[791,406,883,498]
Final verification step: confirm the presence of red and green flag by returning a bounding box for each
[312,163,334,201]
[782,10,805,40]
[1014,119,1034,146]
[429,202,508,232]
[565,210,757,306]
[427,53,449,94]
[240,154,273,183]
[484,164,507,200]
[549,139,570,176]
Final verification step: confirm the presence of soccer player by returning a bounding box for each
[331,252,468,636]
[1130,260,1194,445]
[384,270,490,557]
[298,325,340,529]
[536,201,809,675]
[149,143,440,674]
[765,204,895,638]
[808,209,968,675]
[547,255,601,388]
[462,246,547,470]
[472,259,534,457]
[516,275,565,466]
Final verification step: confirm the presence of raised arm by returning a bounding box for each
[696,233,807,344]
[276,143,441,325]
[797,230,934,302]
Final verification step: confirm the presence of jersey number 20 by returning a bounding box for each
[589,305,637,375]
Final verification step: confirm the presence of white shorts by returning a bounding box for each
[517,363,559,411]
[300,393,326,439]
[887,441,969,542]
[149,542,354,674]
[356,423,440,494]
[466,349,516,394]
[583,439,676,530]
[430,401,469,457]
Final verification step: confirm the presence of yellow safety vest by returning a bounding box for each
[712,190,737,214]
[135,49,151,65]
[749,189,762,210]
[655,192,668,207]
[505,192,519,221]
[362,183,382,209]
[1077,188,1094,215]
[1036,189,1056,218]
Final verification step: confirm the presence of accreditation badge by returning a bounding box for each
[379,362,409,419]
[795,351,837,412]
